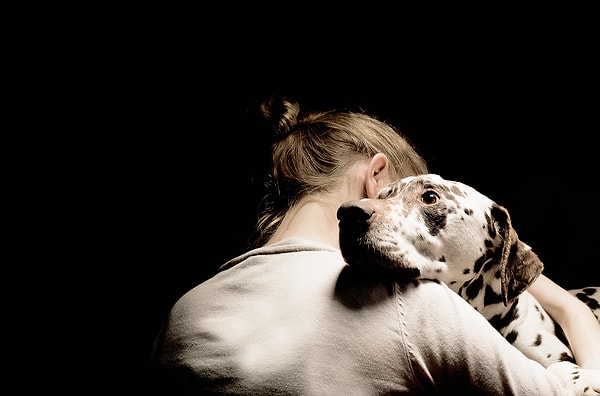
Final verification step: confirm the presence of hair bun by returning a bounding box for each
[259,95,301,141]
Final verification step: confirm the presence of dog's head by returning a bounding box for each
[337,174,543,305]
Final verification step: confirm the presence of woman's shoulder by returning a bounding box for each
[218,237,341,271]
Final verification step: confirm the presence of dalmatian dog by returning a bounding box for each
[337,173,600,395]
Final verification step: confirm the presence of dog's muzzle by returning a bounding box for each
[337,200,374,224]
[337,200,374,267]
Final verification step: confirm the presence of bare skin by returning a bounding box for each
[267,154,391,248]
[529,274,600,369]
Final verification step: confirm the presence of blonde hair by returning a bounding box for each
[249,95,429,248]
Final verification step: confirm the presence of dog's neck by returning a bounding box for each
[452,259,515,321]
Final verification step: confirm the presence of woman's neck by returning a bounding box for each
[265,197,343,249]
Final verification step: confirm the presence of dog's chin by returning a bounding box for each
[339,239,422,279]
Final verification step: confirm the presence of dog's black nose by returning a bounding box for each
[337,201,374,222]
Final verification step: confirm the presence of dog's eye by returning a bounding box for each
[421,191,440,205]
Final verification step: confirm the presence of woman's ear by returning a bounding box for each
[365,153,391,198]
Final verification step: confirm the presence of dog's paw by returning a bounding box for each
[547,361,600,395]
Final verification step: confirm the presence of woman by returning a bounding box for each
[150,95,599,394]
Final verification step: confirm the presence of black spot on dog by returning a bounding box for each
[463,208,473,216]
[422,207,447,236]
[554,321,570,346]
[483,285,504,306]
[481,258,496,273]
[465,275,484,300]
[532,334,542,347]
[559,352,575,363]
[505,330,518,344]
[462,268,470,275]
[473,255,485,274]
[576,292,600,310]
[485,213,497,239]
[490,300,520,331]
[581,287,597,296]
[534,304,546,322]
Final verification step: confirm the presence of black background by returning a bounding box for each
[69,18,599,392]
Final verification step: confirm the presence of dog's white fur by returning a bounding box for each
[338,173,600,395]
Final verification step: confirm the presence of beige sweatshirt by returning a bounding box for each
[150,237,566,395]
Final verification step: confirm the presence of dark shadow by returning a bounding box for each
[334,264,422,309]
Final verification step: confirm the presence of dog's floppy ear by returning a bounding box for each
[492,204,544,306]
